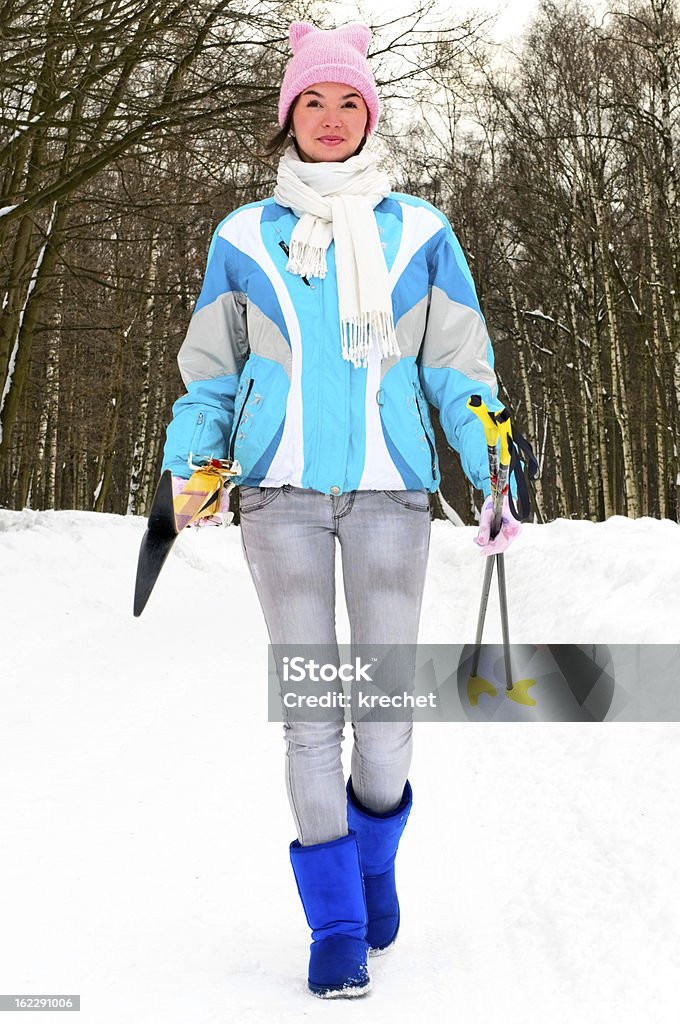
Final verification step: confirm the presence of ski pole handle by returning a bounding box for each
[468,395,503,536]
[468,398,514,539]
[467,395,499,448]
[493,407,510,487]
[468,394,499,489]
[492,410,513,539]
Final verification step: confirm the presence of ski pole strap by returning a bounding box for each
[188,454,242,480]
[506,426,539,521]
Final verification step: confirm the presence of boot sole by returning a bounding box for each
[309,980,372,999]
[368,940,396,957]
[369,927,399,956]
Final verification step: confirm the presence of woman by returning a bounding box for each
[162,21,520,999]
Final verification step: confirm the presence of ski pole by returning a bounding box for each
[495,411,513,689]
[468,397,499,678]
[470,553,496,678]
[467,397,514,690]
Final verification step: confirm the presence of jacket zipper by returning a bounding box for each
[414,385,437,477]
[189,412,204,460]
[279,240,311,287]
[229,377,254,459]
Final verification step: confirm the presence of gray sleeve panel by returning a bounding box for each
[380,296,428,380]
[395,296,428,359]
[246,300,292,378]
[419,285,497,389]
[177,290,248,386]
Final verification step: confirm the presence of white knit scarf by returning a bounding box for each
[274,145,400,368]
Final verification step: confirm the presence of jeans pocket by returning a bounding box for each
[239,485,284,513]
[384,489,431,512]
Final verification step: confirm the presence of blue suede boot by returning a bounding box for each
[289,830,371,998]
[347,778,413,954]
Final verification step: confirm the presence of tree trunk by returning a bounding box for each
[0,202,63,471]
[508,281,545,519]
[127,234,159,514]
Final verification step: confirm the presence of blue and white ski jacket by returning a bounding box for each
[162,192,501,495]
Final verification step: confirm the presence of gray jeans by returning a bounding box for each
[239,485,431,845]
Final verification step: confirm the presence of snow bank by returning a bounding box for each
[1,510,678,1023]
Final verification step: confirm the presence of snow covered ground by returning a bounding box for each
[1,509,679,1022]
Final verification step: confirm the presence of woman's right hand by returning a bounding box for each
[171,475,231,527]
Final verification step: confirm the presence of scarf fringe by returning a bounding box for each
[287,240,327,279]
[341,311,401,369]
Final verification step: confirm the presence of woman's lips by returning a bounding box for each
[319,137,344,145]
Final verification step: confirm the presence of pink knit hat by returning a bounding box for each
[278,22,380,135]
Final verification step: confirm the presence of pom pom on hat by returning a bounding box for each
[278,21,381,135]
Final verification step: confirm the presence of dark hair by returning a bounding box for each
[261,102,297,160]
[260,94,368,163]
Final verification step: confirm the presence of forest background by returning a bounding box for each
[1,0,679,524]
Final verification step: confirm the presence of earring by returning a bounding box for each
[290,130,296,138]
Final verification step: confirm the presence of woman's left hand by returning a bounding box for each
[474,493,521,555]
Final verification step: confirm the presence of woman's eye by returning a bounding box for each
[304,99,358,109]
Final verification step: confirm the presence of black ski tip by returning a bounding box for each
[133,471,179,617]
[133,530,176,616]
[147,470,178,534]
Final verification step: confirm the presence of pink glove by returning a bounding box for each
[171,475,231,527]
[474,492,521,555]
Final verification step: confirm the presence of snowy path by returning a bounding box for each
[1,510,679,1022]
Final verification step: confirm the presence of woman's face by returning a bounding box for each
[291,82,368,163]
